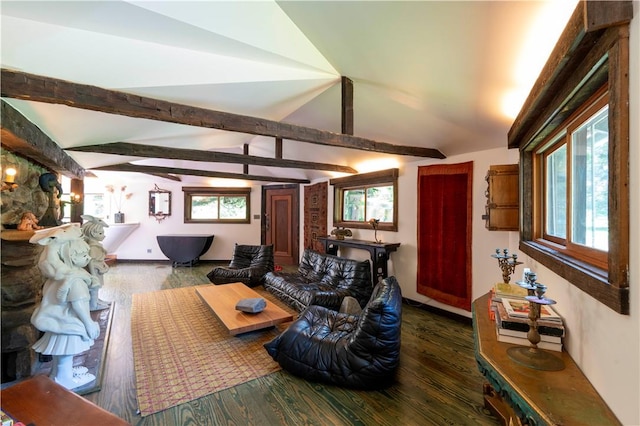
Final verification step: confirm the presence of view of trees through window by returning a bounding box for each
[540,102,609,255]
[572,106,608,251]
[183,187,250,223]
[545,144,567,239]
[191,195,247,220]
[331,168,398,231]
[343,185,394,223]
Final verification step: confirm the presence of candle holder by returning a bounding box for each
[491,248,523,283]
[515,271,537,296]
[507,281,565,371]
[368,218,382,243]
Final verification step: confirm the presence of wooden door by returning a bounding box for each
[262,185,299,265]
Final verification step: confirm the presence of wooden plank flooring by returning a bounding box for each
[85,262,500,425]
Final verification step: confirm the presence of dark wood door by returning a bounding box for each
[262,185,299,265]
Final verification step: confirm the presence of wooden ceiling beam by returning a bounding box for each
[1,100,85,179]
[148,173,182,182]
[243,144,249,175]
[1,69,446,159]
[67,142,357,174]
[92,163,310,184]
[342,76,354,135]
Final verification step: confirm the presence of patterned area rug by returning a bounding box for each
[131,285,295,416]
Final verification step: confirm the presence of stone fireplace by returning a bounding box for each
[1,230,44,382]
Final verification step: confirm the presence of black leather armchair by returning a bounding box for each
[264,276,402,389]
[207,244,274,287]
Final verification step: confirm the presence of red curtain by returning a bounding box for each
[417,162,473,310]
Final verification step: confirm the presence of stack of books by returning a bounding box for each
[489,283,564,352]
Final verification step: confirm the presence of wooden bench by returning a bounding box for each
[473,292,620,425]
[1,375,129,426]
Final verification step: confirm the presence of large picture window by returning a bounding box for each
[331,168,398,231]
[508,2,630,314]
[183,187,250,223]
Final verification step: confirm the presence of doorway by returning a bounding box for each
[262,184,299,265]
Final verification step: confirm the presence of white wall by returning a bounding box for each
[83,173,263,261]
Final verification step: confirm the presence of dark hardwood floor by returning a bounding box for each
[85,262,499,426]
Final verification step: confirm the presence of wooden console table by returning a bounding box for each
[157,234,214,267]
[472,293,620,425]
[1,375,130,425]
[317,237,400,283]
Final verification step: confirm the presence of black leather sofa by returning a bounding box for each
[263,249,372,312]
[264,276,402,389]
[207,244,274,287]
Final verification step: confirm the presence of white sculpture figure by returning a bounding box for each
[29,223,84,281]
[81,215,111,311]
[30,226,99,389]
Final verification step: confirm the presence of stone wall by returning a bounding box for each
[1,149,52,382]
[1,148,57,226]
[1,231,44,382]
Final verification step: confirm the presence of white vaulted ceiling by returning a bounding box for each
[0,0,577,183]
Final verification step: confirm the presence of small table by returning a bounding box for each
[156,234,214,267]
[0,375,130,426]
[195,283,293,335]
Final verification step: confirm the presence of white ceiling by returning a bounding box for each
[1,0,577,184]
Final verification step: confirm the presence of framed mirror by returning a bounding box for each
[149,184,171,222]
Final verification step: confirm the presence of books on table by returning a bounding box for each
[493,300,565,336]
[495,329,563,352]
[489,282,529,320]
[496,325,562,343]
[490,296,565,351]
[501,297,563,322]
[492,282,529,300]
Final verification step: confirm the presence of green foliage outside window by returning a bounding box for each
[183,187,250,223]
[331,168,398,231]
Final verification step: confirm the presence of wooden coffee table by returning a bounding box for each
[195,283,293,335]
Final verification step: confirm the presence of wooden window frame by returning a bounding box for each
[535,88,609,270]
[330,168,398,231]
[183,186,251,224]
[508,1,631,314]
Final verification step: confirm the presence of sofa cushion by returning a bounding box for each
[297,249,327,280]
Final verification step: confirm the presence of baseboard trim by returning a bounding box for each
[113,259,231,264]
[402,298,472,326]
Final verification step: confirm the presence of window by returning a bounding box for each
[331,168,398,231]
[508,2,630,314]
[536,90,608,270]
[183,187,250,223]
